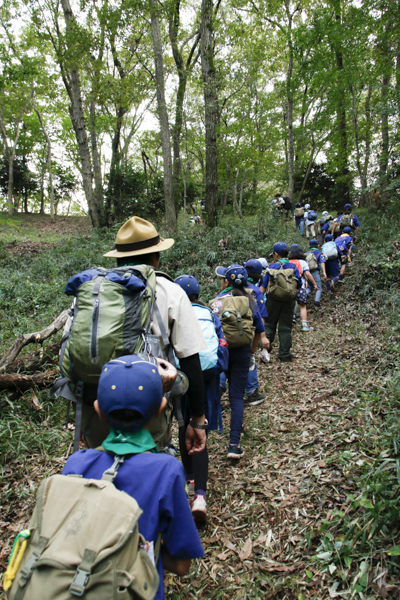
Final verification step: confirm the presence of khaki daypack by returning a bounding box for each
[294,207,305,218]
[210,294,254,348]
[339,213,354,229]
[266,265,298,302]
[4,455,159,600]
[305,251,319,271]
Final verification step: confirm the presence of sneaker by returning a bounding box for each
[301,322,313,332]
[314,302,320,307]
[246,389,266,406]
[191,494,207,523]
[227,444,244,459]
[186,479,195,496]
[336,278,344,284]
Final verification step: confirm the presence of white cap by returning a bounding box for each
[304,203,311,209]
[272,199,277,204]
[322,211,329,216]
[257,257,268,269]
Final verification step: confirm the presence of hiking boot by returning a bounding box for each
[301,321,313,332]
[314,301,320,307]
[191,494,207,523]
[246,389,266,406]
[227,444,244,459]
[186,479,195,496]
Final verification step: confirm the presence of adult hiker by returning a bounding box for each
[335,226,355,281]
[260,242,301,362]
[80,216,208,454]
[211,264,265,458]
[305,239,327,307]
[288,244,318,332]
[293,202,305,235]
[332,203,360,240]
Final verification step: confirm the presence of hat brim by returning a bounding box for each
[215,266,227,278]
[104,237,175,258]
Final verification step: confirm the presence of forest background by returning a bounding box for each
[0,0,399,228]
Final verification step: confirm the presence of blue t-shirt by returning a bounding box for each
[336,213,361,228]
[214,290,265,333]
[335,234,355,254]
[246,282,268,318]
[261,261,302,291]
[63,450,204,600]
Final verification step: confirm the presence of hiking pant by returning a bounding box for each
[306,269,322,304]
[305,223,316,239]
[295,218,304,235]
[220,362,259,396]
[264,297,295,361]
[227,345,251,446]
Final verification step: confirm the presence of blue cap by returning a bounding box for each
[97,355,163,432]
[244,259,263,274]
[325,234,334,242]
[295,202,301,208]
[344,203,352,210]
[290,244,302,250]
[273,242,289,255]
[215,264,248,286]
[309,239,319,247]
[175,274,200,298]
[343,226,352,234]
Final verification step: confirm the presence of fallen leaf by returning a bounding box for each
[239,537,252,561]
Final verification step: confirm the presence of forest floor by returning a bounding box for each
[0,221,398,599]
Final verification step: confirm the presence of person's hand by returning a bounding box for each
[314,286,318,292]
[185,424,207,455]
[261,336,270,350]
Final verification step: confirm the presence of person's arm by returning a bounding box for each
[260,330,270,349]
[355,225,360,239]
[321,262,327,279]
[304,270,318,291]
[179,354,206,454]
[259,271,269,295]
[251,332,261,354]
[332,222,337,235]
[162,549,191,575]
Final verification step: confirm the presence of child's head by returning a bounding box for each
[272,242,289,258]
[344,203,352,214]
[289,244,305,260]
[325,234,334,242]
[309,239,319,248]
[215,264,248,288]
[342,227,352,234]
[244,259,263,282]
[95,355,165,432]
[175,274,200,301]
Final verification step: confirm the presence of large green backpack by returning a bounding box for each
[209,294,255,348]
[339,213,354,229]
[305,251,318,271]
[266,265,298,302]
[4,455,159,600]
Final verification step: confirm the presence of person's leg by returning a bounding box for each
[245,364,258,395]
[227,346,251,448]
[265,297,279,347]
[300,219,304,235]
[311,223,316,237]
[313,270,322,304]
[306,224,310,239]
[299,303,308,321]
[277,300,295,360]
[220,372,227,392]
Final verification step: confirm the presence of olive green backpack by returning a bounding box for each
[209,294,255,348]
[266,265,298,302]
[4,455,159,600]
[305,251,318,271]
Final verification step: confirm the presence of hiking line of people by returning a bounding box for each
[3,207,359,600]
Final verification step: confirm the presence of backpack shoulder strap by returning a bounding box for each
[155,270,174,283]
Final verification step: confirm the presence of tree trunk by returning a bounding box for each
[200,0,219,227]
[149,0,177,232]
[284,1,295,202]
[297,135,315,204]
[60,0,103,228]
[379,73,390,197]
[89,99,104,221]
[33,100,54,219]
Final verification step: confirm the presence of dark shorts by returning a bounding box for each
[296,288,308,304]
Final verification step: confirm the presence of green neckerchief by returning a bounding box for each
[247,276,257,285]
[221,286,234,294]
[278,258,289,264]
[102,427,159,456]
[117,257,152,268]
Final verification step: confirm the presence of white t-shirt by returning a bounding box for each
[298,259,310,288]
[151,275,208,359]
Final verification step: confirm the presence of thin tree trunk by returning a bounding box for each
[284,1,295,202]
[89,99,104,220]
[200,0,219,227]
[149,0,177,232]
[33,100,54,219]
[297,135,316,204]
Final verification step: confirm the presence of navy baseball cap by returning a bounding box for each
[344,203,352,210]
[290,244,302,251]
[97,355,163,432]
[309,239,319,247]
[325,234,334,242]
[343,226,352,234]
[244,259,263,274]
[272,242,289,255]
[175,274,200,298]
[215,264,248,286]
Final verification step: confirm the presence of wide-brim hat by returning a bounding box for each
[104,216,174,258]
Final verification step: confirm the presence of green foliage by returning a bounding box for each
[106,165,164,222]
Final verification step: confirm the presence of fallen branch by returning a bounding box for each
[0,369,59,391]
[0,310,69,372]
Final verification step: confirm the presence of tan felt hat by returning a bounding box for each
[103,216,174,258]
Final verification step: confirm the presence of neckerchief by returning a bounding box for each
[102,427,159,456]
[278,258,289,264]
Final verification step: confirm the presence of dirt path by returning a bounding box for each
[170,272,388,599]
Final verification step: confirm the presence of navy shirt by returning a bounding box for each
[261,261,302,291]
[63,450,204,600]
[246,282,268,318]
[335,234,355,254]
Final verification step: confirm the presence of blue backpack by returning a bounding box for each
[192,304,219,371]
[308,210,318,221]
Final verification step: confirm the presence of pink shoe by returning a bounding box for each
[191,494,207,523]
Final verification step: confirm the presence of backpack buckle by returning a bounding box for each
[20,553,39,580]
[69,567,90,597]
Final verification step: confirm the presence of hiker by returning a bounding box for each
[293,202,305,235]
[281,195,292,219]
[63,355,204,599]
[332,204,360,240]
[288,244,318,332]
[305,239,327,307]
[304,206,318,239]
[271,198,279,218]
[318,211,334,245]
[175,274,227,522]
[335,226,355,281]
[322,233,341,291]
[211,264,265,458]
[80,216,208,454]
[259,242,302,362]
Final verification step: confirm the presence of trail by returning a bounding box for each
[170,268,390,599]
